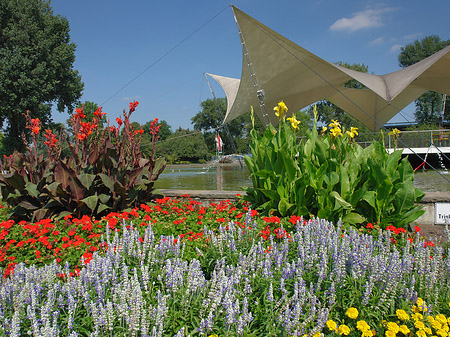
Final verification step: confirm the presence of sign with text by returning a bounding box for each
[435,203,450,224]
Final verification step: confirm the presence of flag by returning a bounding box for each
[215,133,223,152]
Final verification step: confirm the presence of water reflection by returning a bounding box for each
[155,165,251,191]
[155,165,450,192]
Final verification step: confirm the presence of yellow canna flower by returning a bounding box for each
[326,320,338,331]
[274,101,288,119]
[346,126,359,139]
[287,115,300,129]
[338,324,351,335]
[399,325,410,335]
[329,119,341,129]
[388,128,401,136]
[330,127,343,138]
[387,322,400,334]
[396,309,410,321]
[321,126,327,134]
[346,307,359,319]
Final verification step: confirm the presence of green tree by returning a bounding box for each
[156,128,209,163]
[398,35,450,124]
[192,98,252,154]
[0,0,83,154]
[309,62,372,136]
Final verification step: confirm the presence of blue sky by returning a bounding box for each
[50,0,450,130]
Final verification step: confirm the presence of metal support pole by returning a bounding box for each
[232,7,270,127]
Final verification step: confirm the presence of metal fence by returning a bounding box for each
[357,129,450,150]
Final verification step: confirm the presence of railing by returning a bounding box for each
[356,129,450,150]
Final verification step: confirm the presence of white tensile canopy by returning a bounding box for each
[210,6,450,131]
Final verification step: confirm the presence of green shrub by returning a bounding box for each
[0,102,166,221]
[244,103,424,229]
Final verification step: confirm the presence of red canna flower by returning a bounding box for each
[129,101,139,113]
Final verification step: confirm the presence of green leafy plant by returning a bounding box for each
[0,102,166,221]
[244,102,425,229]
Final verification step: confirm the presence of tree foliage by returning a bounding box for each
[192,98,267,154]
[0,0,83,154]
[398,35,450,124]
[156,128,209,163]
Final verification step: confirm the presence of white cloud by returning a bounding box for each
[330,7,395,32]
[369,37,385,46]
[390,44,403,53]
[403,32,423,41]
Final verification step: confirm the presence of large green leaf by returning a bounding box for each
[78,174,96,190]
[81,195,98,212]
[342,212,366,224]
[25,182,39,198]
[98,173,114,191]
[278,198,293,216]
[330,191,352,210]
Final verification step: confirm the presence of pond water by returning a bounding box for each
[155,164,450,192]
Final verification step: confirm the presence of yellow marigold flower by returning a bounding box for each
[436,329,447,337]
[338,324,351,335]
[432,320,443,331]
[312,332,321,337]
[442,324,449,332]
[417,297,424,306]
[448,316,450,325]
[387,322,400,334]
[287,115,300,129]
[321,126,327,134]
[388,128,401,136]
[385,331,396,337]
[415,320,426,330]
[413,305,422,313]
[329,119,341,129]
[357,320,371,331]
[429,316,436,323]
[209,335,218,337]
[346,307,359,319]
[362,330,375,337]
[274,101,288,119]
[416,331,427,337]
[326,320,338,331]
[399,325,410,335]
[436,315,447,325]
[424,327,432,335]
[396,309,410,321]
[413,312,424,321]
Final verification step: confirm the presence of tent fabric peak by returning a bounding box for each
[208,6,450,131]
